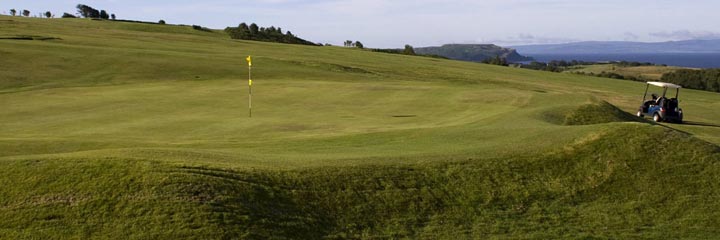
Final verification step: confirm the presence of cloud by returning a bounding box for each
[649,30,720,41]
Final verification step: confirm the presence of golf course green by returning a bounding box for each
[2,16,720,239]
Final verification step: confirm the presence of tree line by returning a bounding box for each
[481,55,508,66]
[521,60,664,72]
[343,40,364,49]
[225,23,317,46]
[8,9,54,18]
[661,69,720,93]
[7,4,116,19]
[73,4,115,19]
[574,71,633,81]
[371,45,417,55]
[370,45,449,60]
[519,60,664,82]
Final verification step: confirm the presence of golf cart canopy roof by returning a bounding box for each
[647,81,682,89]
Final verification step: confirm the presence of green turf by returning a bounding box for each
[2,15,720,239]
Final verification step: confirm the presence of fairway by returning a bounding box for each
[2,16,720,239]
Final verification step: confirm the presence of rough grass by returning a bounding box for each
[540,99,641,126]
[2,15,720,239]
[2,125,718,239]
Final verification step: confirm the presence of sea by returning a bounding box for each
[522,53,720,69]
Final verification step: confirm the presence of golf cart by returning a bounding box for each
[637,81,683,123]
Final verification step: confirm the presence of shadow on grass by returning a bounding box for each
[164,166,330,239]
[683,121,720,128]
[652,121,720,148]
[0,35,61,41]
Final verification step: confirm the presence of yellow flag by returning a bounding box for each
[249,79,252,86]
[246,56,252,67]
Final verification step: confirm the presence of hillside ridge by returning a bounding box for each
[415,44,534,62]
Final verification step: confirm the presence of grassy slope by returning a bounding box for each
[2,16,720,239]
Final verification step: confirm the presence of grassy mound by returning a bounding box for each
[543,100,642,126]
[564,100,643,125]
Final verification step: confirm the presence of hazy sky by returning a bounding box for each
[4,0,720,48]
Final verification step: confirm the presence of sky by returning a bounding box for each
[3,0,720,48]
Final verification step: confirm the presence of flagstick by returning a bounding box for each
[248,64,252,118]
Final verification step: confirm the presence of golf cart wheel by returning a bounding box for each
[636,111,644,117]
[653,113,662,122]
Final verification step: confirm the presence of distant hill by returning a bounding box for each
[510,39,720,54]
[414,44,534,62]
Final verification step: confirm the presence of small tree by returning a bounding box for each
[10,9,16,16]
[712,80,720,93]
[76,4,89,17]
[110,14,115,20]
[100,10,109,19]
[76,4,100,18]
[22,10,30,17]
[239,22,249,31]
[44,11,52,18]
[62,12,76,18]
[354,41,364,49]
[192,25,209,31]
[249,23,259,35]
[158,20,166,24]
[403,44,416,55]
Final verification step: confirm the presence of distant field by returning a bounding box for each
[2,15,720,239]
[565,64,689,80]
